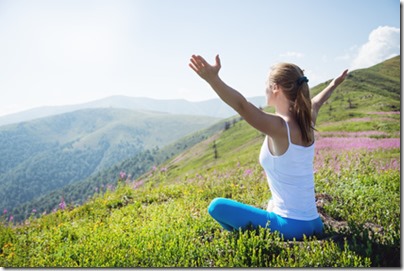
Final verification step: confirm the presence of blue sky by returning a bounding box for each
[0,0,400,116]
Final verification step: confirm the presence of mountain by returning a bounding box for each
[0,57,400,267]
[0,108,219,215]
[0,95,266,126]
[10,117,230,222]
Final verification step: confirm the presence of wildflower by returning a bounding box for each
[132,180,145,190]
[119,171,127,180]
[318,131,388,138]
[9,215,13,222]
[32,209,36,213]
[161,167,167,173]
[244,169,253,176]
[59,198,66,210]
[315,137,400,151]
[3,209,7,215]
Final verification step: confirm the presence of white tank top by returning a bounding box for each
[259,119,319,221]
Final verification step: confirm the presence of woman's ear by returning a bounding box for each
[272,83,280,94]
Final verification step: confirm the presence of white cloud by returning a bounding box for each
[350,26,400,70]
[279,51,305,59]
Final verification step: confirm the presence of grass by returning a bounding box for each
[0,112,400,267]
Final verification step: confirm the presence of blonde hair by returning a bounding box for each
[269,63,313,144]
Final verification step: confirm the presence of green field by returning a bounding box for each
[0,56,400,267]
[0,111,400,267]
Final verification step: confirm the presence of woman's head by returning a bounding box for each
[266,63,314,144]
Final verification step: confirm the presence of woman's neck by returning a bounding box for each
[275,104,293,120]
[273,91,294,120]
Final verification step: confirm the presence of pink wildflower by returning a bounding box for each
[244,169,253,176]
[132,179,145,189]
[119,171,127,180]
[315,137,400,151]
[59,198,66,210]
[317,131,388,138]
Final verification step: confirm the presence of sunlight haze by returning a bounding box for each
[0,0,400,116]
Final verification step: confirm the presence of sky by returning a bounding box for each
[0,0,400,116]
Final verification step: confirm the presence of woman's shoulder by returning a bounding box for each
[284,118,313,147]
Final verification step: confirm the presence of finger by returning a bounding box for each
[192,55,206,68]
[196,55,209,67]
[190,57,203,71]
[189,63,199,74]
[215,54,221,67]
[341,69,349,80]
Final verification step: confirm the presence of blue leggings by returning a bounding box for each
[208,198,323,241]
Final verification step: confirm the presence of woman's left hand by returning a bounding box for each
[189,54,221,83]
[331,69,349,87]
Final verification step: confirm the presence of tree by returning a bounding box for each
[213,141,218,159]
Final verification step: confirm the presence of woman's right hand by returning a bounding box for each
[189,54,221,83]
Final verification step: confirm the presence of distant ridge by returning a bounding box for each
[0,96,266,127]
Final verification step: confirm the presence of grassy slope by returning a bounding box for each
[0,108,218,218]
[311,55,400,125]
[0,56,400,267]
[0,115,399,267]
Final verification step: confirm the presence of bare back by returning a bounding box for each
[267,116,314,156]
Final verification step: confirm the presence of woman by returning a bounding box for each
[189,54,348,241]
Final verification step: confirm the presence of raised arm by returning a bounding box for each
[189,54,284,136]
[311,69,349,125]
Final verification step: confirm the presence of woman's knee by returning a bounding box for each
[207,197,227,216]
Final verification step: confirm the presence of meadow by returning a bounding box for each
[0,110,400,267]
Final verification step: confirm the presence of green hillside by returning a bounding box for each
[0,56,400,267]
[310,55,400,126]
[0,108,218,220]
[10,119,228,222]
